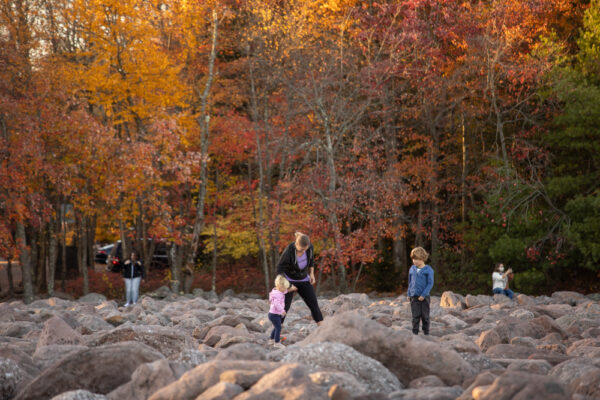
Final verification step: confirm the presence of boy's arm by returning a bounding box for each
[422,268,434,297]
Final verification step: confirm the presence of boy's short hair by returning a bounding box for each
[275,275,291,290]
[410,247,429,262]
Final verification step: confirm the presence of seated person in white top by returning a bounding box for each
[492,262,514,299]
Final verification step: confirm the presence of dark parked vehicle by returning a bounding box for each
[94,244,114,264]
[107,240,169,273]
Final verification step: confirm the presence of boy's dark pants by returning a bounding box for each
[410,296,430,335]
[282,281,324,323]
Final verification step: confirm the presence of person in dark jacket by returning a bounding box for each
[122,250,145,306]
[277,232,323,325]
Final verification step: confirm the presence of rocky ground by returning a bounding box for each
[1,288,599,400]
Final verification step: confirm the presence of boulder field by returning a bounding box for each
[1,289,599,399]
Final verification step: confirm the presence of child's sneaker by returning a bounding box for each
[272,342,285,349]
[268,339,274,345]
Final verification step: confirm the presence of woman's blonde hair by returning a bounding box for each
[294,231,310,248]
[274,275,291,290]
[410,247,429,262]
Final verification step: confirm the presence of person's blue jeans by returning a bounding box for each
[124,277,141,305]
[268,312,282,342]
[493,287,514,299]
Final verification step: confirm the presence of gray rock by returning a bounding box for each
[0,358,28,400]
[50,390,108,400]
[86,324,197,358]
[271,342,402,393]
[32,345,88,370]
[78,293,107,303]
[388,386,463,400]
[300,311,476,386]
[309,370,369,396]
[465,295,493,308]
[214,343,267,361]
[408,375,445,389]
[37,317,83,349]
[0,321,38,338]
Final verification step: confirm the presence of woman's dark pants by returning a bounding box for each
[282,280,324,323]
[410,296,430,335]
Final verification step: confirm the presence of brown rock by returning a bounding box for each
[232,363,328,400]
[506,359,552,375]
[148,360,279,400]
[107,359,185,400]
[196,382,244,400]
[475,371,570,400]
[15,341,164,400]
[203,325,253,347]
[219,369,266,389]
[328,384,352,400]
[485,344,536,359]
[440,292,466,309]
[408,375,445,389]
[476,330,502,352]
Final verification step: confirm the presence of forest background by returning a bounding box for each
[1,0,599,303]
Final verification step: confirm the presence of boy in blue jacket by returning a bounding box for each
[407,247,434,335]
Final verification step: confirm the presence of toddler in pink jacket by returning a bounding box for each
[268,275,296,348]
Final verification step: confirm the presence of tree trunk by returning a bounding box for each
[87,215,96,269]
[416,201,425,246]
[118,219,129,261]
[211,218,218,294]
[78,217,89,295]
[186,8,218,273]
[36,229,46,294]
[6,257,14,297]
[392,229,408,280]
[169,244,182,294]
[60,204,67,292]
[16,222,34,303]
[47,218,58,297]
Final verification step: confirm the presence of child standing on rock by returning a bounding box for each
[407,247,434,335]
[269,275,296,348]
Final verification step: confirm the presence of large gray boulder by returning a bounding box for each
[50,391,108,400]
[270,342,402,393]
[15,342,164,400]
[0,358,29,400]
[300,311,476,386]
[85,324,197,358]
